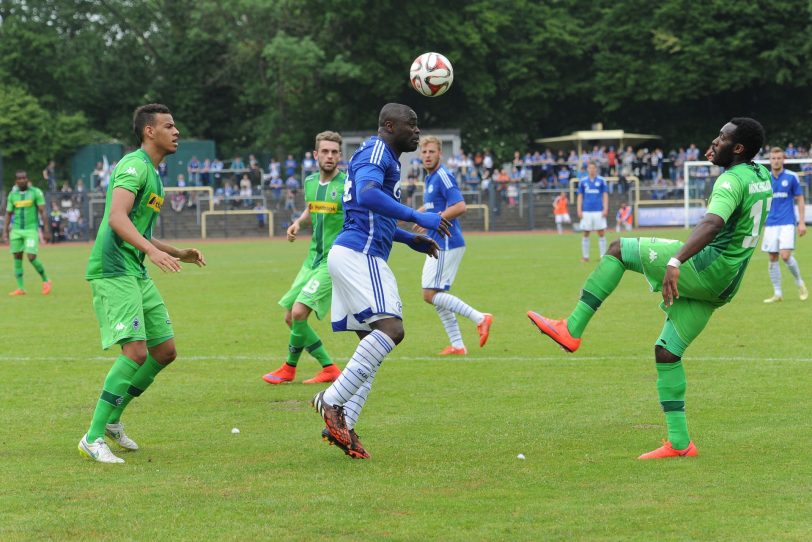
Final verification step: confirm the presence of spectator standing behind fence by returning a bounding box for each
[187,156,200,186]
[616,202,633,232]
[43,160,57,192]
[577,161,609,262]
[210,157,223,187]
[200,158,211,186]
[270,175,284,209]
[553,191,571,234]
[269,157,281,179]
[49,201,64,243]
[302,151,316,176]
[239,174,253,206]
[66,207,81,240]
[483,149,494,177]
[285,154,298,178]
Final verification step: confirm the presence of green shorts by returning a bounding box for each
[622,237,719,355]
[10,230,39,254]
[278,262,332,320]
[90,276,174,350]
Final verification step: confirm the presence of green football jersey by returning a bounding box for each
[692,162,772,302]
[86,149,165,280]
[302,170,346,269]
[6,186,45,231]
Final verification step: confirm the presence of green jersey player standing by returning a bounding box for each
[528,118,771,460]
[79,104,206,464]
[3,171,51,296]
[263,131,347,385]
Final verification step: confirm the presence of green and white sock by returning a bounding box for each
[87,355,139,441]
[656,360,690,450]
[13,258,24,289]
[108,354,167,424]
[301,320,333,368]
[566,255,625,338]
[30,258,48,281]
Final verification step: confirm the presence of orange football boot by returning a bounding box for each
[303,364,341,384]
[527,311,581,353]
[8,288,26,297]
[42,280,52,295]
[262,363,296,384]
[477,313,493,347]
[638,440,698,460]
[438,346,467,355]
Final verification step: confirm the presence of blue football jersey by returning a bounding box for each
[334,136,403,260]
[765,170,802,226]
[423,166,465,250]
[578,176,607,212]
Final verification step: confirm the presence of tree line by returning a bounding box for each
[1,0,810,187]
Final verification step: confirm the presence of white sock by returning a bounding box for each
[344,379,373,430]
[769,261,782,296]
[556,223,563,234]
[323,330,394,407]
[785,256,803,285]
[432,292,484,324]
[436,306,465,348]
[599,236,607,256]
[582,236,590,259]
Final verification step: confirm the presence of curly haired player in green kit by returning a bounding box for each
[78,104,206,464]
[264,131,347,385]
[529,118,771,459]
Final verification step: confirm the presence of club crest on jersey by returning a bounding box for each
[147,193,164,212]
[330,189,337,199]
[132,318,141,330]
[428,184,434,193]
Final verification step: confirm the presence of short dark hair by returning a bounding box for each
[133,103,172,144]
[15,170,27,178]
[729,117,765,161]
[378,103,412,127]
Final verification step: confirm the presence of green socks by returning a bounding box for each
[30,258,48,281]
[566,255,625,338]
[87,355,139,441]
[13,258,23,289]
[107,354,167,424]
[656,360,690,450]
[287,320,333,367]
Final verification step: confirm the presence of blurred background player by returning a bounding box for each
[529,118,770,460]
[415,135,492,355]
[79,104,206,464]
[553,191,571,234]
[577,161,608,261]
[263,131,347,384]
[3,171,51,296]
[761,147,808,303]
[312,103,449,459]
[615,202,633,232]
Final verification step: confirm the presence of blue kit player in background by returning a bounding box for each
[761,146,808,302]
[311,103,451,459]
[577,161,608,262]
[415,135,492,356]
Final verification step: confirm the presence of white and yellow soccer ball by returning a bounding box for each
[409,52,454,97]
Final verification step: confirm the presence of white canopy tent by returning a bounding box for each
[535,129,661,155]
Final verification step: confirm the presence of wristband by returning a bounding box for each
[667,257,681,268]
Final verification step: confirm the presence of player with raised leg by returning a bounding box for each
[761,147,808,303]
[79,104,206,464]
[415,136,492,355]
[528,118,771,459]
[313,103,450,459]
[3,171,51,296]
[263,131,346,384]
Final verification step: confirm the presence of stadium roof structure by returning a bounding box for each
[535,129,661,154]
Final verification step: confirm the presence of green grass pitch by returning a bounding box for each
[1,230,811,541]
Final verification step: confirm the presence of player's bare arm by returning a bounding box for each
[287,208,311,242]
[796,195,806,237]
[662,213,725,307]
[38,204,50,242]
[152,237,206,267]
[577,193,583,219]
[602,192,609,217]
[107,187,181,273]
[1,212,10,243]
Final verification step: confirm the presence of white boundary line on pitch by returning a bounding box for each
[1,355,812,363]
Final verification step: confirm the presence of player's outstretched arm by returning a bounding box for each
[393,228,439,258]
[356,179,450,236]
[152,237,206,268]
[108,187,181,273]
